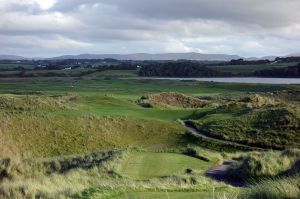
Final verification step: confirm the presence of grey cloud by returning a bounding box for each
[0,0,300,57]
[101,0,300,27]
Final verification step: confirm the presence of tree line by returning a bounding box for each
[254,63,300,78]
[138,58,300,78]
[138,61,232,77]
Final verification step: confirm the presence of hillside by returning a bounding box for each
[0,55,27,60]
[50,53,241,61]
[0,53,283,61]
[187,94,300,149]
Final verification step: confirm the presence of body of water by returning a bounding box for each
[150,77,300,84]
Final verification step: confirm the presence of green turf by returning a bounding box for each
[117,152,211,180]
[56,94,195,121]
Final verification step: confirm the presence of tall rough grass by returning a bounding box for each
[0,94,77,111]
[242,176,300,199]
[0,150,124,198]
[0,113,184,157]
[228,149,300,181]
[189,100,300,149]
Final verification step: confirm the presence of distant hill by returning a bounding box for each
[50,53,242,61]
[0,52,297,61]
[288,53,300,57]
[0,54,27,60]
[245,56,278,61]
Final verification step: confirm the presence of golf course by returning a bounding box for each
[0,69,299,199]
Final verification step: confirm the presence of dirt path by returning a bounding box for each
[205,160,246,187]
[183,121,265,151]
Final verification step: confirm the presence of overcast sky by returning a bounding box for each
[0,0,300,57]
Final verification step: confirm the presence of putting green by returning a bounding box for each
[118,152,211,180]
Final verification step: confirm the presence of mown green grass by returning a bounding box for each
[117,152,211,180]
[60,94,195,121]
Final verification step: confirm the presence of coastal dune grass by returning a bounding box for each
[0,93,190,158]
[243,176,300,199]
[228,149,300,181]
[0,113,185,157]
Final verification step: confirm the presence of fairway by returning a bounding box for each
[118,152,211,180]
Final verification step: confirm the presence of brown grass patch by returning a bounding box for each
[138,92,209,109]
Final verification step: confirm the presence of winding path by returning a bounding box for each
[182,120,261,187]
[205,160,247,187]
[183,121,266,151]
